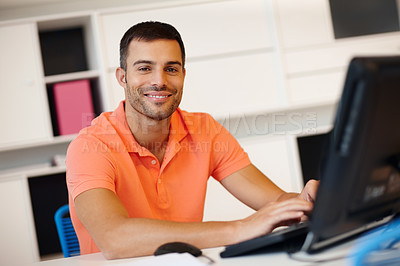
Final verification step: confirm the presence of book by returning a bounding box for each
[53,79,95,135]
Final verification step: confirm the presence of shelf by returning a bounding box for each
[44,70,100,84]
[0,164,66,180]
[52,134,78,144]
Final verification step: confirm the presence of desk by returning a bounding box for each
[25,245,353,266]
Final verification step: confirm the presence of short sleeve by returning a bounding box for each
[66,135,117,200]
[208,116,251,181]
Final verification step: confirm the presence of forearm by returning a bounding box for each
[96,217,239,259]
[75,188,242,259]
[97,198,311,259]
[75,181,317,260]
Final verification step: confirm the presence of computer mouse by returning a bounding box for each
[154,241,203,257]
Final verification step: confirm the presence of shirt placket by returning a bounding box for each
[156,139,184,209]
[147,156,168,208]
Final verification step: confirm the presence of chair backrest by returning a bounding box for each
[54,204,80,257]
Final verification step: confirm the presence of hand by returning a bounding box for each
[235,198,313,243]
[298,179,319,203]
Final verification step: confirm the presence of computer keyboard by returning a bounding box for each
[220,221,310,258]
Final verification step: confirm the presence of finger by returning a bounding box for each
[276,217,303,228]
[267,211,305,229]
[263,197,311,208]
[302,180,319,202]
[265,199,313,214]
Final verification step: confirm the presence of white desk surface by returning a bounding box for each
[25,245,354,266]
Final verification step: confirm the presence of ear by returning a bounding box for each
[116,67,127,88]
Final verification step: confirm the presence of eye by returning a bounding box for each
[165,67,179,73]
[138,66,151,72]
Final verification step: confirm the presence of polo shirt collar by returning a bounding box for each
[110,101,188,155]
[169,107,189,144]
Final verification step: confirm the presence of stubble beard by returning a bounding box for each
[126,85,182,121]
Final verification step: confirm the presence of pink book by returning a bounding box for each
[53,79,95,135]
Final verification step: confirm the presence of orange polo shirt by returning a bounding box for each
[66,101,251,255]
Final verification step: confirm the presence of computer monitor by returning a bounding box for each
[303,56,400,252]
[219,56,400,258]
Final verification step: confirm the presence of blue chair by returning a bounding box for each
[54,204,80,257]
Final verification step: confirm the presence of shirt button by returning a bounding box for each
[158,179,162,184]
[151,160,157,165]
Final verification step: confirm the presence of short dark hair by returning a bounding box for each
[119,21,186,70]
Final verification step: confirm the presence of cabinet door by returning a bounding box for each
[0,177,39,265]
[181,52,281,118]
[287,71,345,105]
[285,34,400,75]
[0,24,52,149]
[239,135,303,192]
[275,0,334,49]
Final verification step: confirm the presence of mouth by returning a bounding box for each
[145,94,171,99]
[144,91,173,102]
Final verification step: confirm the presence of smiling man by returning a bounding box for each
[66,21,318,259]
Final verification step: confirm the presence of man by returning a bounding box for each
[66,21,318,259]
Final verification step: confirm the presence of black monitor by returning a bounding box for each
[219,56,400,258]
[303,56,400,252]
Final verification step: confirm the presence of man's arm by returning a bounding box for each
[220,164,319,210]
[74,185,313,259]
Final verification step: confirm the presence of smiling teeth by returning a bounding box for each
[148,95,168,98]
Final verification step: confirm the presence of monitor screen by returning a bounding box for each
[297,132,330,184]
[329,0,400,39]
[306,56,400,252]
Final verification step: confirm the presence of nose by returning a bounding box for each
[150,70,167,88]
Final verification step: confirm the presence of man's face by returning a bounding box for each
[123,39,185,121]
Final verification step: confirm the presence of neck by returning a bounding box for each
[125,104,171,163]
